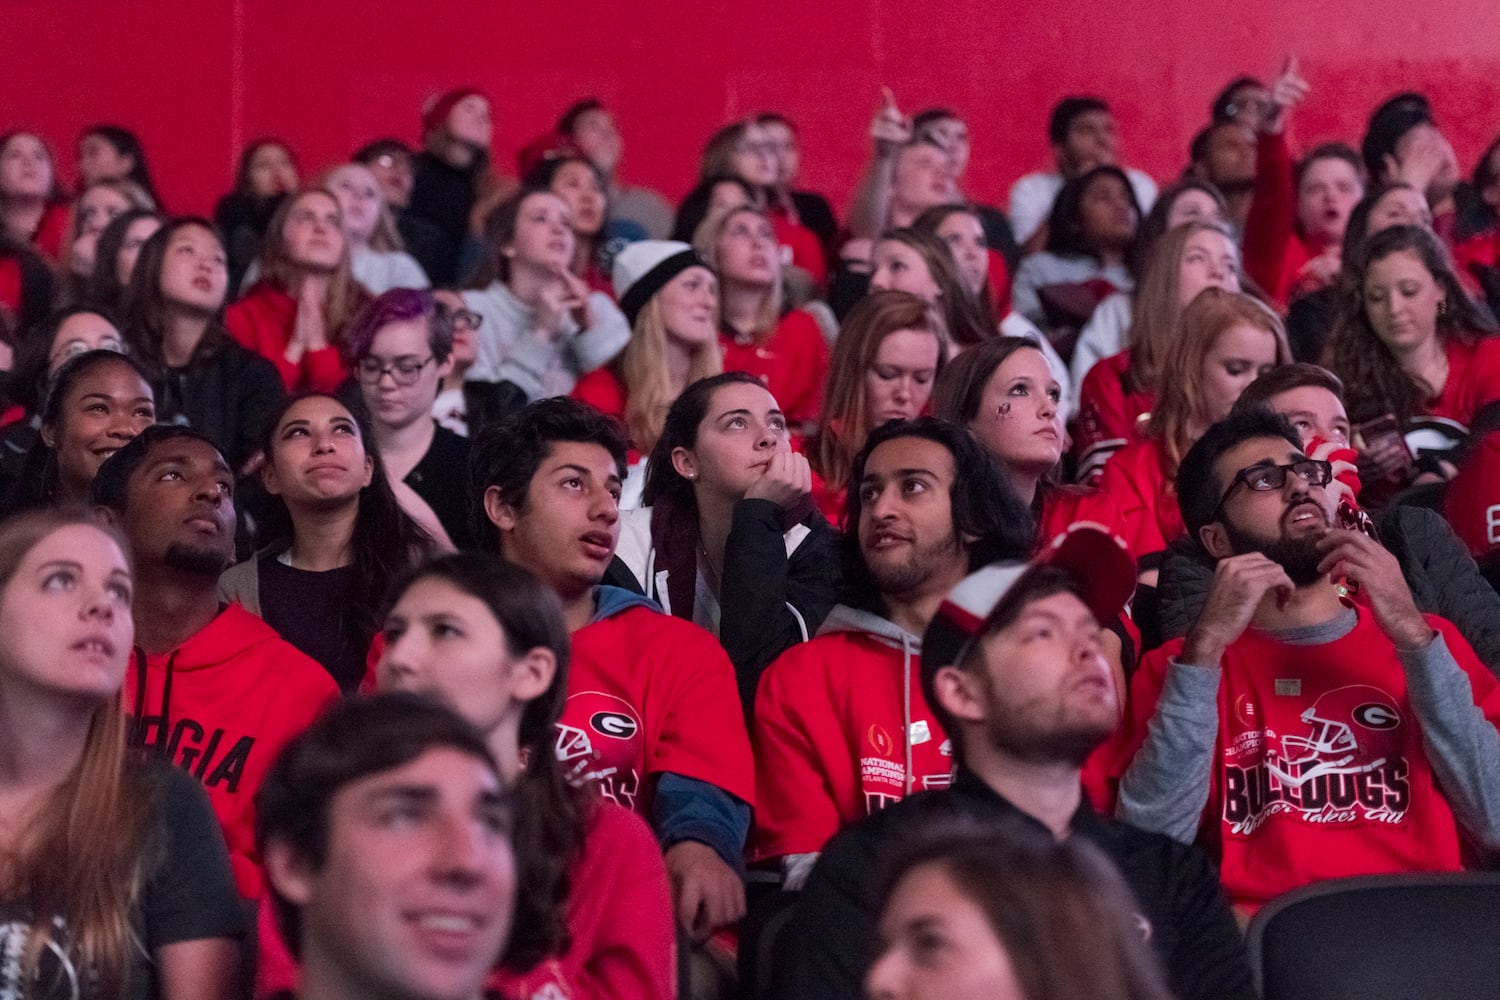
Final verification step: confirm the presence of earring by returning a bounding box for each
[1438,299,1449,316]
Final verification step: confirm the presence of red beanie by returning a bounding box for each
[422,87,486,135]
[1444,430,1500,559]
[516,129,580,179]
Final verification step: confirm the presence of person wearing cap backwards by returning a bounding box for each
[1117,407,1500,916]
[750,417,1034,889]
[409,87,506,285]
[773,522,1253,1000]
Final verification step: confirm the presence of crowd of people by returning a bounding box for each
[5,56,1500,1000]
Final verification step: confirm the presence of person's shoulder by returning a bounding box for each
[215,604,338,690]
[429,423,471,459]
[572,366,627,415]
[582,798,664,862]
[1009,171,1059,195]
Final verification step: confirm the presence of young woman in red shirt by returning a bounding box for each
[0,131,70,261]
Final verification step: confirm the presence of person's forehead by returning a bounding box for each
[337,747,502,811]
[990,589,1095,641]
[1218,435,1300,475]
[1270,385,1344,418]
[865,436,955,477]
[539,440,620,477]
[138,437,228,474]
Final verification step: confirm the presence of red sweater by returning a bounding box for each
[125,603,338,898]
[1096,438,1185,559]
[720,309,830,428]
[1074,350,1154,485]
[225,282,351,392]
[255,799,676,1000]
[1122,611,1500,910]
[1427,336,1500,428]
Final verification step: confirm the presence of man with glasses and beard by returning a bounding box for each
[1118,408,1500,914]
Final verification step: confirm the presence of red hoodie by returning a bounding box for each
[126,603,339,898]
[225,282,351,393]
[720,309,831,429]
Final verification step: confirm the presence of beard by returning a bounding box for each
[164,540,231,578]
[866,531,965,599]
[1219,511,1327,586]
[981,675,1115,767]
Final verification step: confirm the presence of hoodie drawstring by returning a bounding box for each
[160,652,177,753]
[902,635,914,796]
[131,646,149,748]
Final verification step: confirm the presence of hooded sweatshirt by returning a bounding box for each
[125,603,339,898]
[750,604,951,879]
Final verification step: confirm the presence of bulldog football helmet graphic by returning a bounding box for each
[555,690,644,810]
[1269,684,1403,788]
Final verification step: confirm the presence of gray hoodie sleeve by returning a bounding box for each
[566,292,630,375]
[1402,631,1500,848]
[1116,659,1221,844]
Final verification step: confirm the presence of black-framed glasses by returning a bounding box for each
[356,356,435,386]
[1210,459,1333,522]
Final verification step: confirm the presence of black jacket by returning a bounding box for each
[408,152,481,286]
[772,768,1254,1000]
[151,335,284,470]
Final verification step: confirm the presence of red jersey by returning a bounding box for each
[720,309,830,428]
[750,607,952,861]
[572,365,627,422]
[1124,611,1500,910]
[1037,483,1132,544]
[1096,438,1184,559]
[125,603,338,898]
[770,216,827,286]
[563,589,756,815]
[255,799,676,1000]
[1074,350,1153,485]
[225,282,351,392]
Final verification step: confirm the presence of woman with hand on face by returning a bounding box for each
[88,208,163,315]
[0,131,70,260]
[807,290,947,526]
[212,139,299,296]
[608,372,839,714]
[122,218,285,475]
[1,349,155,516]
[322,162,429,293]
[220,393,434,691]
[0,510,245,1000]
[227,188,371,393]
[461,188,629,423]
[346,288,471,549]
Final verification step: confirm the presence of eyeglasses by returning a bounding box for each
[1210,459,1333,522]
[356,356,435,386]
[451,308,483,331]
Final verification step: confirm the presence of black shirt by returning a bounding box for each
[771,768,1254,1000]
[257,557,368,690]
[405,423,474,550]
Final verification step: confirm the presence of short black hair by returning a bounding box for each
[1048,96,1110,146]
[256,691,504,959]
[91,424,226,514]
[1044,165,1142,260]
[1211,75,1265,124]
[1362,92,1435,181]
[840,417,1033,612]
[557,98,605,137]
[468,397,629,551]
[1176,408,1304,541]
[352,137,413,165]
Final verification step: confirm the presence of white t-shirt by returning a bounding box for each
[1007,167,1159,245]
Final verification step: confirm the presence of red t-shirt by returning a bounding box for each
[720,309,830,428]
[1096,438,1185,559]
[1073,349,1154,485]
[572,365,627,422]
[1122,610,1500,910]
[225,282,351,392]
[125,603,339,898]
[1037,483,1132,545]
[564,600,756,814]
[770,215,827,286]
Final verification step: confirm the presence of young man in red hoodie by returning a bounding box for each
[471,397,755,943]
[93,425,339,899]
[750,417,1034,888]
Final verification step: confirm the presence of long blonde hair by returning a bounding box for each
[1126,221,1240,397]
[258,188,369,347]
[621,294,723,454]
[695,205,784,344]
[1148,288,1290,475]
[0,509,151,998]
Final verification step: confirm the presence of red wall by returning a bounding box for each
[7,1,1500,221]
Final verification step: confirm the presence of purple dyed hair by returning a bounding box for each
[342,287,455,365]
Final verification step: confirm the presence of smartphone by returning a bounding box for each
[1353,414,1413,476]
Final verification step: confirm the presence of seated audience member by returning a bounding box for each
[60,179,155,306]
[845,92,962,241]
[0,131,70,260]
[699,120,826,285]
[758,111,840,263]
[430,288,482,436]
[696,208,828,427]
[912,108,1021,267]
[93,425,339,898]
[0,304,124,435]
[523,151,617,295]
[1189,121,1256,230]
[868,227,992,350]
[559,97,676,241]
[1325,224,1500,484]
[609,372,839,714]
[1361,91,1477,247]
[1069,179,1233,408]
[1286,181,1434,363]
[1453,135,1500,303]
[409,87,499,286]
[573,240,722,502]
[752,418,1033,885]
[347,288,473,547]
[1098,289,1288,562]
[867,822,1175,1000]
[227,189,370,393]
[0,229,57,340]
[88,207,163,314]
[776,524,1253,1000]
[256,554,676,1000]
[1011,165,1141,336]
[258,693,517,1000]
[1447,428,1500,595]
[77,124,164,207]
[1117,409,1500,912]
[1007,96,1158,250]
[671,174,758,245]
[1075,220,1243,483]
[213,139,299,297]
[808,291,947,526]
[0,509,245,1000]
[461,188,629,416]
[323,162,429,293]
[353,137,449,284]
[220,394,435,690]
[122,218,284,472]
[2,349,154,515]
[472,397,755,942]
[911,203,1009,330]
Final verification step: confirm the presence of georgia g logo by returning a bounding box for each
[591,710,639,739]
